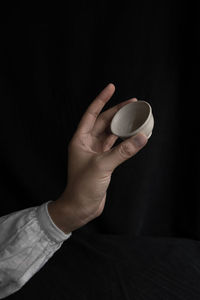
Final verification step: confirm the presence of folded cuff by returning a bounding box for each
[36,200,72,243]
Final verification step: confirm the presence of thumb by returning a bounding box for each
[100,133,148,172]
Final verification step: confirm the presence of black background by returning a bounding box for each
[1,1,200,299]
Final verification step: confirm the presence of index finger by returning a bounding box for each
[76,83,115,134]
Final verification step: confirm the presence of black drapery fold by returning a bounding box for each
[1,1,200,299]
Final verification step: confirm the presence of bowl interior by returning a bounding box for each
[111,101,150,136]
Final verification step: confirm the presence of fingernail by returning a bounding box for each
[108,83,115,89]
[132,133,147,147]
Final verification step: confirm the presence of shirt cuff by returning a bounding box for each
[36,200,72,243]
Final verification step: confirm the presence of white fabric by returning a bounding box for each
[0,201,72,299]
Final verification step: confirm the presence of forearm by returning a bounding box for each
[0,201,71,299]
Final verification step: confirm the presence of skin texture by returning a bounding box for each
[48,83,148,234]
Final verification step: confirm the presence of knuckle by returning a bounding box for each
[119,142,134,158]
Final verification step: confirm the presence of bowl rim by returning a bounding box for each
[110,100,152,138]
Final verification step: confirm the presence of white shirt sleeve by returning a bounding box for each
[0,200,72,299]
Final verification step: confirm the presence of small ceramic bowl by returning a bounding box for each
[110,100,154,140]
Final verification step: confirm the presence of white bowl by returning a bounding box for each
[110,100,154,140]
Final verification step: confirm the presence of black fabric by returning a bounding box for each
[8,234,200,299]
[0,1,200,299]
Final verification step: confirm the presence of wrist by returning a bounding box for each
[47,199,75,234]
[47,195,85,234]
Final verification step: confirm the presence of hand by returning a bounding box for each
[48,83,148,233]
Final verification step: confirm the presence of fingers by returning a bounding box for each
[76,83,115,134]
[102,134,119,152]
[92,97,138,137]
[98,133,148,172]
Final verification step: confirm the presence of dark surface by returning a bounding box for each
[0,1,200,299]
